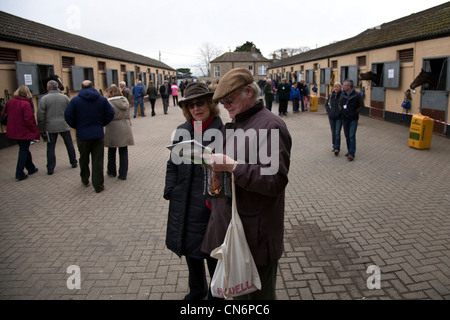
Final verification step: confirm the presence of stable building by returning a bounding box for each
[210,50,272,81]
[267,2,450,137]
[0,10,176,105]
[0,10,176,148]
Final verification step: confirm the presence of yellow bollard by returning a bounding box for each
[408,114,434,149]
[309,96,318,112]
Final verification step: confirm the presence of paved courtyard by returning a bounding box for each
[0,98,449,300]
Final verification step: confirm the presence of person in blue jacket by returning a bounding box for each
[290,82,301,113]
[132,81,146,118]
[65,80,115,193]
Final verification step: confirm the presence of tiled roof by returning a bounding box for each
[0,11,175,71]
[269,2,450,69]
[212,51,272,63]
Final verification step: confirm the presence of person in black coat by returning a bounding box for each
[339,79,365,161]
[277,78,291,116]
[164,82,223,300]
[159,80,171,114]
[325,82,343,156]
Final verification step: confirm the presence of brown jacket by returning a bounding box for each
[201,101,292,266]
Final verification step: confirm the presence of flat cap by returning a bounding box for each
[213,68,254,101]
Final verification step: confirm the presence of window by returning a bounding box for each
[422,58,448,91]
[62,56,74,69]
[249,65,254,75]
[340,65,358,85]
[140,72,147,85]
[285,72,291,81]
[357,56,366,67]
[398,48,414,62]
[98,61,106,71]
[71,66,94,91]
[126,71,135,87]
[258,65,267,76]
[106,69,118,87]
[320,69,325,84]
[331,60,338,69]
[16,62,56,95]
[306,70,314,84]
[157,73,162,86]
[120,64,126,72]
[214,65,220,77]
[371,63,384,87]
[0,48,19,64]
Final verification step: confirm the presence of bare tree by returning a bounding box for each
[196,42,223,77]
[271,47,311,60]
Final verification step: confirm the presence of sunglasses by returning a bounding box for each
[218,86,247,105]
[187,99,206,109]
[219,97,233,105]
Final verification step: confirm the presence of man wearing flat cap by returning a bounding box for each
[201,68,292,300]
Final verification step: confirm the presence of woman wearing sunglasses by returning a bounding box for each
[164,82,223,300]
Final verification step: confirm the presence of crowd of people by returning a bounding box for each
[259,76,363,161]
[260,78,310,115]
[0,78,196,188]
[1,80,134,192]
[129,79,191,117]
[1,68,363,300]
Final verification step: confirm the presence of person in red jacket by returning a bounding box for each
[1,85,40,181]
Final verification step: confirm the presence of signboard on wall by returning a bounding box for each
[24,74,32,86]
[382,61,400,88]
[15,62,40,95]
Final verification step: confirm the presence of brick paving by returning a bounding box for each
[0,99,449,300]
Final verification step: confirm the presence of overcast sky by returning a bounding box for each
[1,0,448,75]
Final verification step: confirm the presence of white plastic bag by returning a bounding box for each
[210,174,261,299]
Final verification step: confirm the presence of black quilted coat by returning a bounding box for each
[164,117,224,258]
